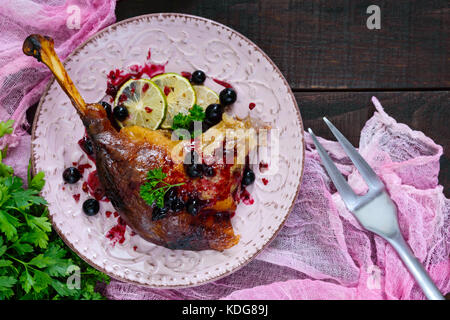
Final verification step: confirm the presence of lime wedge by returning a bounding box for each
[193,85,220,110]
[114,79,166,130]
[152,73,196,129]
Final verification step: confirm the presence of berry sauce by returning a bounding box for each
[72,194,80,202]
[106,217,127,245]
[259,161,269,172]
[105,211,113,218]
[181,71,192,79]
[106,49,166,97]
[145,107,153,113]
[77,163,92,175]
[262,178,269,185]
[239,188,254,205]
[118,94,128,103]
[84,171,108,202]
[249,102,256,110]
[212,78,233,89]
[163,86,171,96]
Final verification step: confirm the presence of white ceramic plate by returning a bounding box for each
[32,13,305,288]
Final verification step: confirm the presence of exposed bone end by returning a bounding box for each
[23,34,53,62]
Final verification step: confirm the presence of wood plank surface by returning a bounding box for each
[116,0,449,90]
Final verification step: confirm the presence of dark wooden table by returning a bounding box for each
[114,0,449,194]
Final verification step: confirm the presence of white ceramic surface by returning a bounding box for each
[32,13,305,288]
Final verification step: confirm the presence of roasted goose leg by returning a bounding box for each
[23,34,244,251]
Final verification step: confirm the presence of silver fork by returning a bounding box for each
[308,118,445,300]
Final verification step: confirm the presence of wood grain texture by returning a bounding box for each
[116,0,449,89]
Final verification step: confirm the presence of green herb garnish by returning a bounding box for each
[171,104,206,139]
[0,120,109,300]
[140,168,185,208]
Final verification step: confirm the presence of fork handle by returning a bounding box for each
[388,232,445,300]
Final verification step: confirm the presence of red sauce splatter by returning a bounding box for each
[118,94,127,103]
[72,162,78,166]
[129,64,139,72]
[106,217,126,245]
[133,246,138,251]
[77,163,92,175]
[130,231,136,236]
[147,48,152,60]
[213,78,233,88]
[262,178,269,185]
[105,211,112,218]
[239,188,254,205]
[259,161,269,172]
[142,83,149,93]
[62,186,65,191]
[85,171,107,201]
[106,52,165,97]
[118,217,126,226]
[145,107,153,113]
[249,102,256,110]
[181,71,191,80]
[113,211,119,218]
[82,182,88,193]
[73,194,80,202]
[163,86,171,96]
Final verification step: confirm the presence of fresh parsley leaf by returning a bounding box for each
[30,172,45,192]
[0,120,14,138]
[0,239,6,257]
[19,269,34,293]
[11,241,33,255]
[28,254,56,268]
[0,163,13,177]
[27,215,52,232]
[171,104,206,139]
[0,209,20,240]
[172,113,191,131]
[20,230,49,249]
[32,269,52,293]
[146,167,166,181]
[140,168,185,208]
[0,276,16,288]
[189,104,206,121]
[0,259,12,267]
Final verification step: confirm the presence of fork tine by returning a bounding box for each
[308,128,359,209]
[322,117,384,190]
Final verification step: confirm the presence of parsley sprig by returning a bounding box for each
[0,120,109,300]
[140,168,185,208]
[171,104,205,139]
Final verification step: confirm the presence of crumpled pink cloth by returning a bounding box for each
[0,0,116,181]
[101,97,449,300]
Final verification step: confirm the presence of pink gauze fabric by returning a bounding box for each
[0,0,116,182]
[101,97,449,300]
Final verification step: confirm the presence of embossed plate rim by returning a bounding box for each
[31,13,305,288]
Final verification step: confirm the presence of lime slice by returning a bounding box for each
[114,79,166,130]
[152,73,196,129]
[193,85,220,110]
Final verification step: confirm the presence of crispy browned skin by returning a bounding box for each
[23,34,241,251]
